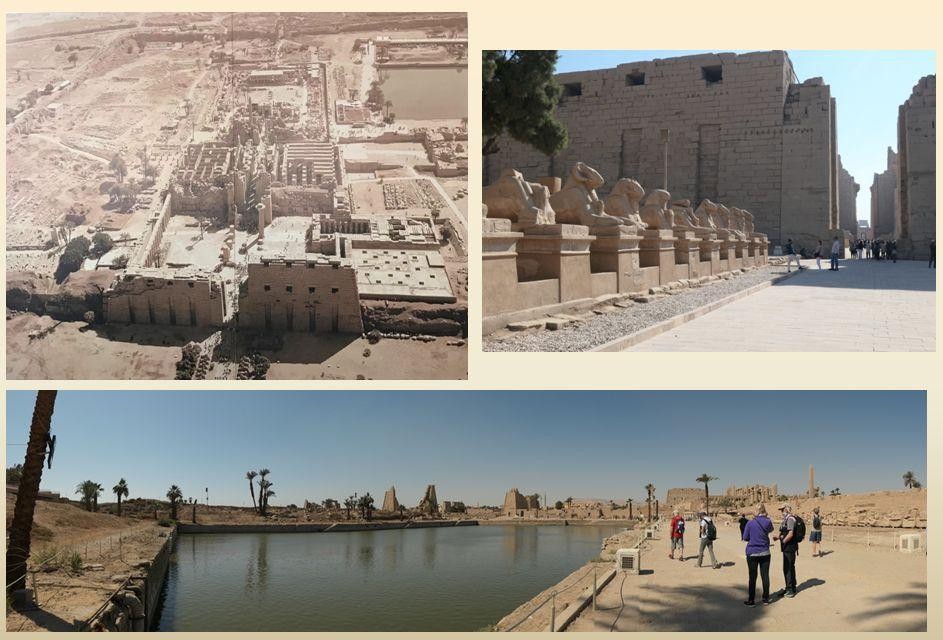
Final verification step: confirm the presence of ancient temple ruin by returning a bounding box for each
[502,488,541,517]
[382,486,400,512]
[482,162,769,332]
[416,484,439,515]
[484,51,846,250]
[895,75,936,259]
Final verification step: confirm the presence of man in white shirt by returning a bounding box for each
[697,510,719,569]
[829,236,841,271]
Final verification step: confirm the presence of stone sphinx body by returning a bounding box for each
[694,199,718,229]
[639,189,675,230]
[482,168,555,228]
[549,162,622,228]
[603,178,648,230]
[669,199,701,230]
[742,209,756,235]
[729,207,749,240]
[715,204,746,239]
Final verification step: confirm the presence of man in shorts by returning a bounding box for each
[810,506,824,557]
[669,509,685,561]
[773,504,799,597]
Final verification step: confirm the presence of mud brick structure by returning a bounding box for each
[895,75,936,259]
[485,51,843,250]
[104,268,226,327]
[870,148,898,239]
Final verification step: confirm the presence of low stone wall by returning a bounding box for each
[177,520,478,534]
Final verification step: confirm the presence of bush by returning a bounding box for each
[55,237,92,283]
[158,518,175,528]
[67,551,83,572]
[90,232,114,258]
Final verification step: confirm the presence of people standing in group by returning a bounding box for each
[773,505,800,598]
[697,510,720,569]
[865,241,872,259]
[742,504,774,607]
[669,509,686,561]
[930,239,936,269]
[810,507,824,558]
[784,239,803,272]
[829,236,841,271]
[814,241,824,270]
[850,242,858,260]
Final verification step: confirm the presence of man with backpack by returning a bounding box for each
[697,510,719,569]
[669,509,685,561]
[810,507,824,557]
[773,504,804,598]
[784,239,804,272]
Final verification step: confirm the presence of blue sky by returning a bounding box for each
[5,391,925,507]
[556,50,937,222]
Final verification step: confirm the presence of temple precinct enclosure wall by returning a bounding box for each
[484,51,841,250]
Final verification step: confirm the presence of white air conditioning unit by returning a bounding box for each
[900,533,922,553]
[616,548,640,574]
[645,527,655,539]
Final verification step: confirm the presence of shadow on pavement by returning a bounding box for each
[848,582,927,631]
[773,261,936,292]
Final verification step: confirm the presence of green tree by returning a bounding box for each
[112,478,129,516]
[482,50,568,156]
[903,471,920,489]
[6,464,24,484]
[91,232,114,258]
[75,480,102,511]
[627,498,634,520]
[55,236,92,283]
[67,52,78,67]
[256,469,274,516]
[696,474,718,516]
[166,485,183,520]
[109,154,127,183]
[645,484,656,522]
[6,391,57,593]
[246,470,258,510]
[554,500,564,510]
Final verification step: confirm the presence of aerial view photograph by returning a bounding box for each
[5,12,469,380]
[5,390,927,632]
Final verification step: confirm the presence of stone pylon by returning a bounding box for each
[382,486,400,512]
[417,484,438,515]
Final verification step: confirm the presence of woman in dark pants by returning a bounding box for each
[742,504,774,606]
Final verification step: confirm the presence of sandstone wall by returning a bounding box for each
[896,75,936,259]
[870,147,898,238]
[837,156,859,236]
[484,51,837,250]
[239,259,364,334]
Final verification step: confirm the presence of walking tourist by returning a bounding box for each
[739,513,749,537]
[773,504,800,598]
[785,239,803,272]
[814,241,824,270]
[697,510,719,569]
[930,239,936,268]
[830,236,841,271]
[742,504,773,607]
[669,509,685,560]
[810,507,824,557]
[890,240,898,263]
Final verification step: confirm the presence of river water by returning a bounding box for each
[378,67,467,120]
[156,523,627,631]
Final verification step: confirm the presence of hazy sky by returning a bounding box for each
[5,391,925,507]
[556,50,937,223]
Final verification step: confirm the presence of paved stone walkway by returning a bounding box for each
[568,527,926,632]
[628,259,935,351]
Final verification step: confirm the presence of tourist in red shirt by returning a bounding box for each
[669,509,686,561]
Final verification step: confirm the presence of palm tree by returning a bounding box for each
[256,469,273,516]
[6,390,57,592]
[645,484,655,522]
[565,496,573,509]
[398,504,407,521]
[113,479,129,517]
[75,480,102,511]
[696,474,718,516]
[166,485,183,520]
[627,498,634,520]
[903,471,920,489]
[246,471,258,509]
[344,495,356,520]
[109,154,127,183]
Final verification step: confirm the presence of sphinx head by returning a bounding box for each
[612,177,645,201]
[571,162,605,190]
[643,189,671,208]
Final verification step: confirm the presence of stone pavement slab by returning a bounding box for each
[628,259,935,351]
[567,525,926,632]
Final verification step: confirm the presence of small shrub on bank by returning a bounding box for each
[158,518,175,528]
[67,551,83,573]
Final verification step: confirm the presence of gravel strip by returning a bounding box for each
[484,265,793,352]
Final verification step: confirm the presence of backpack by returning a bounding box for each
[705,519,717,541]
[812,515,821,530]
[792,515,806,543]
[676,518,685,535]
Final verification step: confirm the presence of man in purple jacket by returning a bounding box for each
[742,504,774,607]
